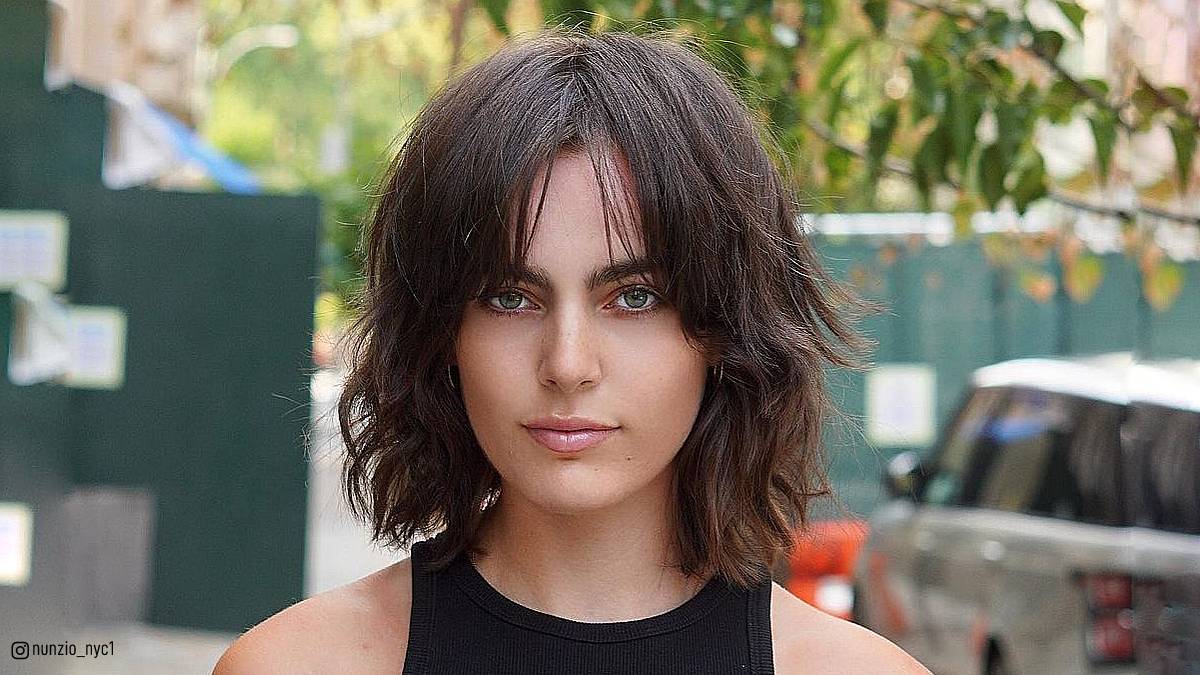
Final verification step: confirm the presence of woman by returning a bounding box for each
[217,29,929,674]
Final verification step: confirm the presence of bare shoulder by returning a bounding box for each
[212,557,413,675]
[769,583,930,675]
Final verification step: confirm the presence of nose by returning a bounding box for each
[537,304,602,393]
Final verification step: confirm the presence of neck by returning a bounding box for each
[468,474,710,622]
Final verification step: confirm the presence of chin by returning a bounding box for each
[511,469,647,516]
[534,483,630,515]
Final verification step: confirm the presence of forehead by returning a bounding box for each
[522,151,644,261]
[504,148,657,278]
[470,143,669,294]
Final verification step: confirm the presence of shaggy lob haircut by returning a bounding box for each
[338,28,872,588]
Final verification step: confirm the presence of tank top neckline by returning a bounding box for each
[438,539,733,643]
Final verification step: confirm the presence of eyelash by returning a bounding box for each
[477,285,664,318]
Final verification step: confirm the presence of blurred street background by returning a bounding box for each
[1,0,1197,673]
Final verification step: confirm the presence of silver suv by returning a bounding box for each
[852,354,1199,675]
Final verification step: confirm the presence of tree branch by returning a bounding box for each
[802,117,1200,228]
[894,0,1200,131]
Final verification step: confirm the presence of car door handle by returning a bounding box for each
[980,539,1006,562]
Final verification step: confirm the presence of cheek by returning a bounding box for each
[454,311,528,425]
[609,322,708,438]
[646,356,707,429]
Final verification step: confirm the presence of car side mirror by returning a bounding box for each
[883,451,924,501]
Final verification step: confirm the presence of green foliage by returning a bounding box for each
[946,82,983,179]
[1009,151,1047,214]
[199,0,1199,319]
[480,0,1193,227]
[804,0,838,41]
[1088,108,1116,184]
[912,126,947,210]
[1169,117,1198,191]
[1054,0,1085,36]
[906,54,940,120]
[866,102,899,186]
[480,0,512,34]
[200,0,493,311]
[1043,79,1085,124]
[977,143,1005,209]
[1032,29,1064,61]
[817,39,861,91]
[862,0,888,34]
[542,0,594,28]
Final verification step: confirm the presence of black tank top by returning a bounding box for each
[401,533,776,674]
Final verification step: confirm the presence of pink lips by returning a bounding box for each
[525,427,618,453]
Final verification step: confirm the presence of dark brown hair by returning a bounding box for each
[338,27,873,588]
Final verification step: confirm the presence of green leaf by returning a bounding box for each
[994,101,1031,168]
[978,143,1007,209]
[824,145,853,187]
[1088,109,1117,184]
[1163,87,1190,105]
[1010,152,1047,214]
[1168,117,1198,190]
[947,83,983,176]
[977,57,1015,91]
[866,102,899,183]
[907,55,940,119]
[1081,78,1110,97]
[913,127,948,210]
[1054,0,1086,36]
[982,9,1022,49]
[804,0,838,41]
[1032,29,1065,61]
[480,0,511,34]
[863,0,888,34]
[826,77,848,126]
[818,39,861,91]
[1043,79,1085,124]
[1131,84,1163,125]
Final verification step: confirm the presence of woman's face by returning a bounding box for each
[455,151,709,515]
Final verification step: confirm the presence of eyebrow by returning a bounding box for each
[514,256,660,292]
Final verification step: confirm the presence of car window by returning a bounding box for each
[1124,403,1200,535]
[922,387,1008,506]
[1058,398,1126,525]
[967,388,1077,513]
[924,385,1128,524]
[982,393,1127,523]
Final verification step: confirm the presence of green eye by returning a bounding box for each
[622,288,650,308]
[615,286,661,311]
[497,292,524,310]
[482,286,661,316]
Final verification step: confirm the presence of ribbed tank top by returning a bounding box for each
[401,532,776,674]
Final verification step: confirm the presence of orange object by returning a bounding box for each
[783,519,869,619]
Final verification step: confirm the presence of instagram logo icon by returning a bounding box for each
[11,641,29,659]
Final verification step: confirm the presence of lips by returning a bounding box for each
[526,427,618,453]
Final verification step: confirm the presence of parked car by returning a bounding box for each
[852,354,1199,675]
